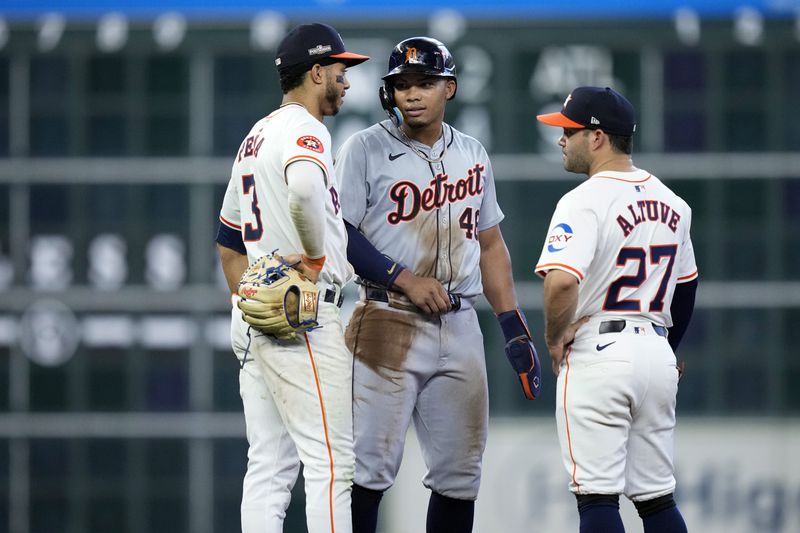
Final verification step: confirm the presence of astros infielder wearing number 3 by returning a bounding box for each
[535,87,698,533]
[215,23,368,533]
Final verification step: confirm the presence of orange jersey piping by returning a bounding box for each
[535,263,584,281]
[592,173,652,183]
[304,333,337,533]
[563,346,580,491]
[219,215,241,231]
[284,154,330,178]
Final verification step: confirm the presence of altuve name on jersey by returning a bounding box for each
[387,164,485,224]
[616,200,680,237]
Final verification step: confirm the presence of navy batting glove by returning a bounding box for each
[498,309,541,400]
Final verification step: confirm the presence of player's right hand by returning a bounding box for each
[393,270,451,314]
[547,316,590,375]
[281,253,321,284]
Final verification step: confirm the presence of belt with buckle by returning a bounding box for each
[364,286,390,303]
[363,287,462,312]
[323,288,344,308]
[599,319,667,338]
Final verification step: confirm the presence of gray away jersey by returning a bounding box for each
[335,119,503,298]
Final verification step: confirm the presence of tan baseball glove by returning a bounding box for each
[237,252,320,340]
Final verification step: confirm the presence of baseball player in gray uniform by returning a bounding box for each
[334,37,541,533]
[535,87,698,533]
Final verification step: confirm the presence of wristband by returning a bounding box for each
[302,255,326,271]
[497,308,532,341]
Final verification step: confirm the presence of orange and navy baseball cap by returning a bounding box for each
[537,86,636,137]
[275,23,369,73]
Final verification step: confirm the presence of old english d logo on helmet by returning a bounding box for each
[383,37,458,101]
[384,37,457,80]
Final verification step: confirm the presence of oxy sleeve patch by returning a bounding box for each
[297,135,324,153]
[546,222,574,253]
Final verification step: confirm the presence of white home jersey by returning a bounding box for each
[335,119,503,298]
[219,103,353,289]
[535,169,698,327]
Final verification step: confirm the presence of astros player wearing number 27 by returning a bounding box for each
[215,23,368,533]
[335,38,541,533]
[535,87,698,533]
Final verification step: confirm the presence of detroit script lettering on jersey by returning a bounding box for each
[616,199,680,237]
[387,163,485,224]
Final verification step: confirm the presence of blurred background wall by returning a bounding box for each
[0,1,799,532]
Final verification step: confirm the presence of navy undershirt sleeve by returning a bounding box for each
[345,221,404,288]
[215,221,246,255]
[667,278,698,353]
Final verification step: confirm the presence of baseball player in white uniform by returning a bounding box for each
[215,23,368,533]
[335,38,541,533]
[535,86,698,533]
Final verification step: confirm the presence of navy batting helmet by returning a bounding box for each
[383,37,457,98]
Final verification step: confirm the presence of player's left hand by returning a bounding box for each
[504,336,541,400]
[497,309,541,400]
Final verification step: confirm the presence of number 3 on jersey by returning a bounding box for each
[603,244,677,312]
[242,174,264,241]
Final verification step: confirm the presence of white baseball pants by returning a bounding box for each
[232,302,354,533]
